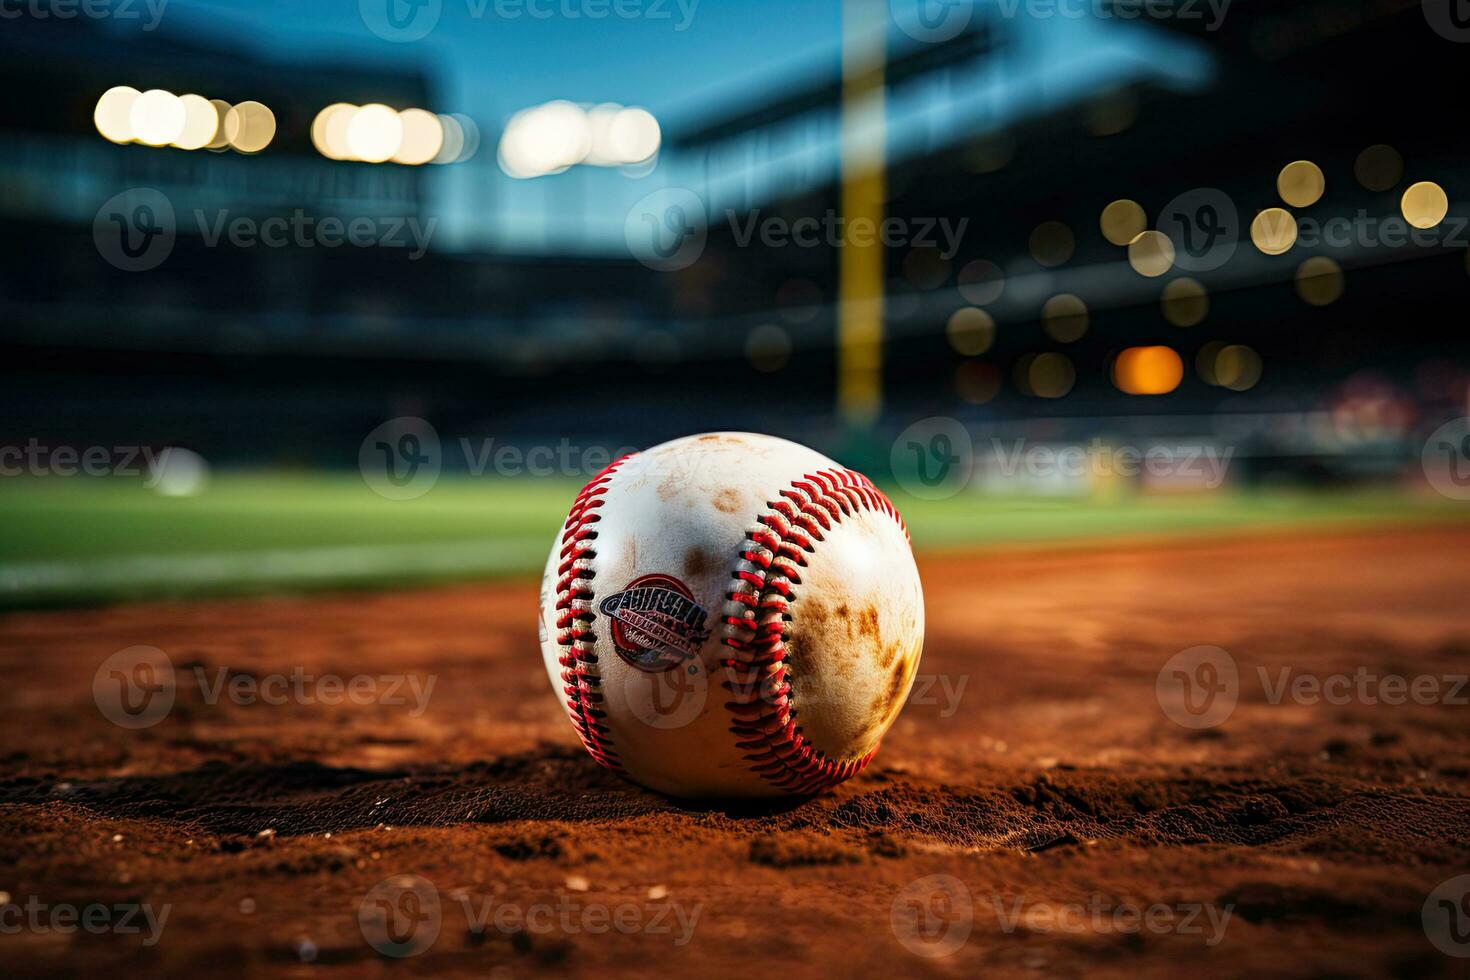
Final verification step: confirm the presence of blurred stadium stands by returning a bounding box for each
[1,0,1467,481]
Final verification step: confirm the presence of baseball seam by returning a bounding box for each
[721,468,909,794]
[554,453,637,773]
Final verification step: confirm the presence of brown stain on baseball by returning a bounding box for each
[871,649,919,729]
[713,489,741,514]
[683,547,712,578]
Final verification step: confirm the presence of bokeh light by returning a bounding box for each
[946,307,996,355]
[1018,352,1075,398]
[1100,199,1146,246]
[1401,181,1448,229]
[1277,160,1325,208]
[1354,144,1403,192]
[956,259,1004,305]
[393,108,445,165]
[205,99,233,150]
[173,94,219,151]
[1161,278,1209,327]
[1196,341,1226,386]
[745,324,791,373]
[1295,256,1344,306]
[444,114,479,164]
[605,107,661,165]
[312,103,357,159]
[954,361,1001,404]
[1250,208,1297,255]
[224,101,276,154]
[94,86,141,143]
[346,103,402,163]
[130,89,185,146]
[1128,230,1175,277]
[1029,221,1075,267]
[499,101,654,178]
[1214,345,1263,391]
[1040,294,1088,343]
[1085,90,1137,137]
[1114,346,1183,395]
[902,248,950,290]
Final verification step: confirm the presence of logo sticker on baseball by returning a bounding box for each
[598,574,710,672]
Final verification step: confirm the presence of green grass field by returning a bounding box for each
[0,472,1464,607]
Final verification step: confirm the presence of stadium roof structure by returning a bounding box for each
[488,7,1215,254]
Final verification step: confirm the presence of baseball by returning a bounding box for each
[538,432,925,797]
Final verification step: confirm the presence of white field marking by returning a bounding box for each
[0,537,544,597]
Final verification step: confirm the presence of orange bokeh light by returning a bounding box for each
[1114,346,1184,395]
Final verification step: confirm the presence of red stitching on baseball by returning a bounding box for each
[556,453,637,773]
[722,468,909,794]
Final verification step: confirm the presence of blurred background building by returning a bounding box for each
[2,0,1467,482]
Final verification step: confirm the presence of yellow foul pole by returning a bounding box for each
[838,0,887,427]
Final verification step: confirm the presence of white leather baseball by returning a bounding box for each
[538,432,925,797]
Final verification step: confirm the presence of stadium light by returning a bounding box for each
[497,101,660,179]
[130,89,185,146]
[310,104,475,165]
[94,86,274,154]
